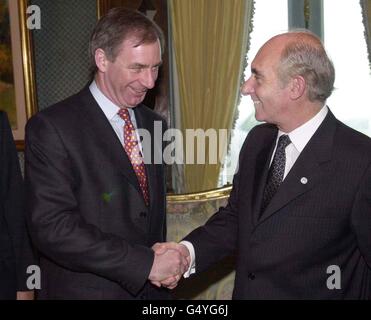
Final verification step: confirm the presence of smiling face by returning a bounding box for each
[95,37,162,108]
[241,36,292,126]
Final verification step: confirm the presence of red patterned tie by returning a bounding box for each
[118,108,149,206]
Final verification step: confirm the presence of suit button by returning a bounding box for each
[248,272,256,280]
[140,212,147,218]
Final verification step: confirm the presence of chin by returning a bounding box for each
[124,100,141,108]
[254,112,263,122]
[130,96,146,106]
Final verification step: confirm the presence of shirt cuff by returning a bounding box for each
[179,240,196,278]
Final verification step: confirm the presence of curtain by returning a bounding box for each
[361,0,371,69]
[170,0,254,193]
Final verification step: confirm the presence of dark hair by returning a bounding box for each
[89,7,164,74]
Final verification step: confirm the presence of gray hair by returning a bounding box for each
[277,31,335,103]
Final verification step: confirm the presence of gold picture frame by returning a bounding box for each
[0,0,37,150]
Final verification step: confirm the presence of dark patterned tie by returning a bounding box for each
[118,108,150,206]
[261,134,291,213]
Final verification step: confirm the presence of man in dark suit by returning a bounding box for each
[25,8,188,299]
[0,111,35,300]
[154,31,371,299]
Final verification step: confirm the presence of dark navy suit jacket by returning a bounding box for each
[25,86,169,299]
[185,111,371,299]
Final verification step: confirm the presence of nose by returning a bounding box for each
[140,68,157,89]
[241,76,254,96]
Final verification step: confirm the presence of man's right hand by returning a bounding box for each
[149,242,190,289]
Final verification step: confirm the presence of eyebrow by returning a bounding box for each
[251,67,260,76]
[130,61,163,68]
[251,67,265,79]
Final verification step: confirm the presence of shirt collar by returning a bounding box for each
[89,81,135,121]
[278,105,328,152]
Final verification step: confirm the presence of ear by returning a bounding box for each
[95,48,108,72]
[289,75,306,100]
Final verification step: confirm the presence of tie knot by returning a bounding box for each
[277,134,291,149]
[118,108,130,122]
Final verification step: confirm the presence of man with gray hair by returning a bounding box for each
[25,7,188,299]
[156,31,371,299]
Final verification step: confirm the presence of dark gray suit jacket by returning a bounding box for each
[0,111,35,299]
[25,86,169,299]
[185,110,371,299]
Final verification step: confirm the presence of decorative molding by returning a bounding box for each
[19,0,38,121]
[167,185,232,203]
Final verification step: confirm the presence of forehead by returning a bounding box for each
[116,37,162,59]
[124,35,160,49]
[251,38,284,71]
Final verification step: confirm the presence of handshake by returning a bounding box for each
[148,242,191,289]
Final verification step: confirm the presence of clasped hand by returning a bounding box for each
[148,242,190,289]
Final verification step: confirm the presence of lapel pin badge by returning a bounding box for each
[300,177,308,185]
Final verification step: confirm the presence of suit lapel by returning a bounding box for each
[258,111,336,223]
[251,127,278,225]
[134,105,158,210]
[77,87,141,194]
[259,150,323,222]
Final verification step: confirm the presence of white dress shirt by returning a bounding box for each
[182,105,329,278]
[272,105,328,179]
[89,81,142,149]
